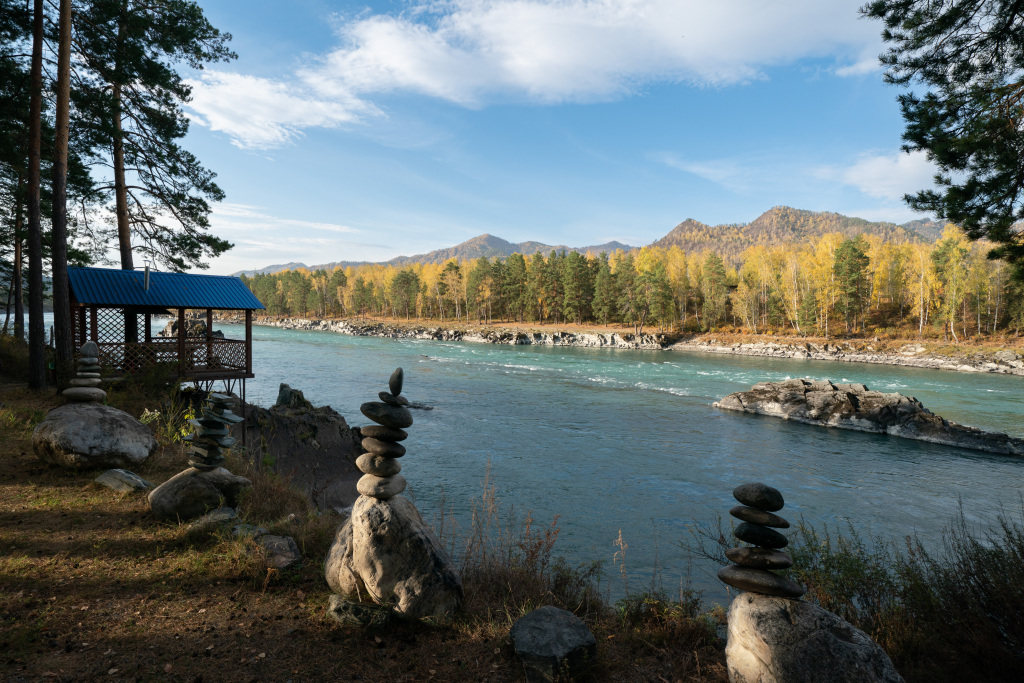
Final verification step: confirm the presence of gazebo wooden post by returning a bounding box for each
[206,308,213,363]
[144,313,151,343]
[177,307,186,377]
[77,306,86,346]
[245,309,252,375]
[89,307,97,341]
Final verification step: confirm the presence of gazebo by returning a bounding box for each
[67,266,265,394]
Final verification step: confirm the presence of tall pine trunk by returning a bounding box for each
[26,0,46,389]
[111,8,137,343]
[13,172,25,340]
[51,0,74,389]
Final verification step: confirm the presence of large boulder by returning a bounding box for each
[726,593,903,683]
[715,379,1024,456]
[325,495,463,620]
[148,467,252,522]
[32,403,157,469]
[232,385,362,510]
[509,606,597,682]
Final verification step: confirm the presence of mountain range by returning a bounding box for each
[234,206,943,276]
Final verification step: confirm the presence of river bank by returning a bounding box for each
[222,314,1024,377]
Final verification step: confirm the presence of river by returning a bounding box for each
[31,311,1024,602]
[197,320,1021,603]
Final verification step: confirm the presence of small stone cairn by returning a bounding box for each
[355,368,412,499]
[148,393,251,522]
[184,393,242,470]
[717,482,804,599]
[62,341,106,403]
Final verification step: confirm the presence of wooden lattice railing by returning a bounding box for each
[74,307,249,379]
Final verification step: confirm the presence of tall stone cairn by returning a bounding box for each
[354,367,412,498]
[717,482,804,599]
[325,367,464,621]
[61,341,107,403]
[184,393,243,470]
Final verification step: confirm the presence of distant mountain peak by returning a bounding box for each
[235,207,939,276]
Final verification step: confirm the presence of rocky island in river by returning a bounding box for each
[715,378,1024,456]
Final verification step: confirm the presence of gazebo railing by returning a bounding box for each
[96,338,248,378]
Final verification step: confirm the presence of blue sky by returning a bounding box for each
[181,0,936,274]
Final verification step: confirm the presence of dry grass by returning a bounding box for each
[1,378,729,682]
[788,511,1024,683]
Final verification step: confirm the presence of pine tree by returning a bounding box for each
[701,252,728,330]
[833,237,871,333]
[592,252,617,325]
[864,1,1024,279]
[73,0,235,272]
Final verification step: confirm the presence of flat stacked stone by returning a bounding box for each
[356,368,412,500]
[184,393,242,470]
[717,482,805,599]
[62,341,107,403]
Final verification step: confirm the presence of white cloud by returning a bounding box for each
[211,203,360,234]
[202,203,401,274]
[655,153,745,187]
[187,1,880,148]
[309,0,880,105]
[825,150,936,201]
[185,72,378,149]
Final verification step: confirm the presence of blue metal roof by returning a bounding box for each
[68,267,265,310]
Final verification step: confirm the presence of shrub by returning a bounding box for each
[788,507,1024,682]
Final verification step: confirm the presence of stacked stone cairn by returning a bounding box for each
[61,341,107,403]
[184,393,242,470]
[717,482,804,599]
[355,368,411,498]
[325,367,464,622]
[148,393,251,522]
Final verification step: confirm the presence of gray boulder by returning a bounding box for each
[94,468,152,493]
[260,534,301,569]
[326,594,398,629]
[715,379,1024,456]
[325,495,463,621]
[509,606,597,682]
[33,403,157,469]
[186,506,238,532]
[726,593,903,683]
[148,467,252,522]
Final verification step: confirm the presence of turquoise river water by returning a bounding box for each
[31,308,1019,602]
[200,321,1024,602]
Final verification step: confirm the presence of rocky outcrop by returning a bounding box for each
[509,606,597,682]
[32,403,157,468]
[672,338,1024,376]
[726,593,903,683]
[715,378,1024,456]
[232,384,362,510]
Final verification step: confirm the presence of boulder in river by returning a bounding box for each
[714,378,1024,456]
